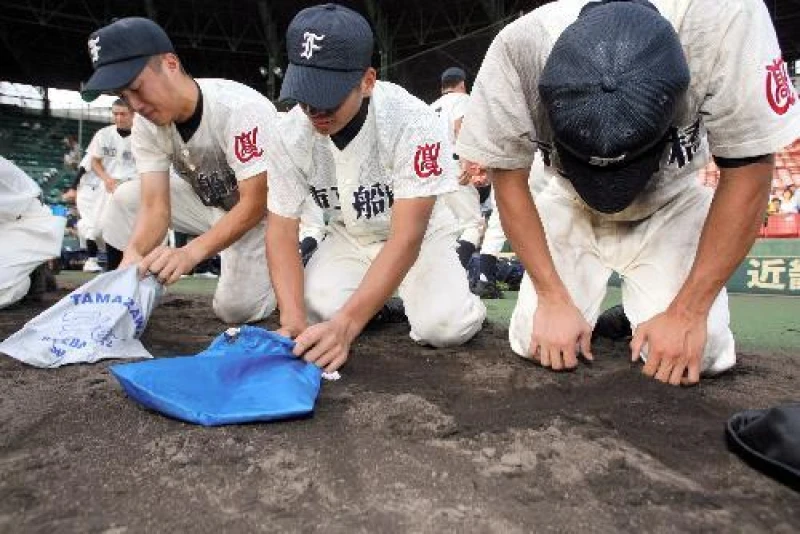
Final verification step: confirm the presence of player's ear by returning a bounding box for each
[162,53,182,75]
[361,67,377,96]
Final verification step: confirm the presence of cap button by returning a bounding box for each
[601,75,617,93]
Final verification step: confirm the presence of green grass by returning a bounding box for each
[480,287,799,354]
[56,272,799,354]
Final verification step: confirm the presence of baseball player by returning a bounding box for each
[86,98,138,270]
[266,4,486,372]
[0,157,65,308]
[63,148,104,272]
[81,17,279,323]
[458,0,800,385]
[430,67,486,268]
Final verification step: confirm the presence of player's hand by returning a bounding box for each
[530,296,593,371]
[138,245,202,285]
[276,317,308,340]
[630,307,706,386]
[62,188,77,203]
[292,316,357,373]
[103,178,117,193]
[459,159,487,186]
[118,250,144,270]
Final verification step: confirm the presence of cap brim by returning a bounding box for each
[81,55,150,102]
[279,63,364,110]
[558,141,662,214]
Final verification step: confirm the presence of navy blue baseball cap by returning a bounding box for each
[441,67,466,84]
[279,4,374,110]
[82,17,174,102]
[538,0,690,214]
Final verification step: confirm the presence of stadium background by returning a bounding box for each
[1,0,800,303]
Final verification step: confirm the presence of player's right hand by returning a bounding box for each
[103,178,117,193]
[119,250,144,271]
[529,296,593,371]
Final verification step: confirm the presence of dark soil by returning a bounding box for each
[1,287,799,533]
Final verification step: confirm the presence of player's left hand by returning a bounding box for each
[138,245,202,285]
[61,188,77,203]
[292,316,357,373]
[629,307,707,386]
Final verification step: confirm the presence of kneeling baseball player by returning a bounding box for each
[266,4,486,372]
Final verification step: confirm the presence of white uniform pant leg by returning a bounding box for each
[303,222,370,323]
[100,180,139,250]
[508,191,612,357]
[443,185,485,246]
[157,178,275,324]
[0,201,65,309]
[619,184,735,375]
[212,215,275,324]
[76,183,104,242]
[102,177,275,323]
[480,190,507,256]
[399,225,487,347]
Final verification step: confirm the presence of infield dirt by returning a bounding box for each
[1,287,799,533]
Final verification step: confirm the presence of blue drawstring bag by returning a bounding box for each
[110,326,322,426]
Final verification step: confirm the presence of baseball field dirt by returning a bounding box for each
[1,287,799,533]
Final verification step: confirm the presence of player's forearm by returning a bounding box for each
[337,230,424,335]
[672,158,774,314]
[265,214,306,329]
[91,159,114,183]
[491,168,569,301]
[127,203,171,256]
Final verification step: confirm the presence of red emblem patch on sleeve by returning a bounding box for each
[413,142,443,178]
[234,126,264,163]
[766,57,797,116]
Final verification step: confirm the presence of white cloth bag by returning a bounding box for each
[0,266,162,368]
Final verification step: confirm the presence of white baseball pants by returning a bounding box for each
[0,200,65,309]
[304,220,487,347]
[509,181,735,375]
[102,176,275,324]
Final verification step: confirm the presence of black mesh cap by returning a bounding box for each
[539,0,690,213]
[279,3,374,110]
[81,17,174,102]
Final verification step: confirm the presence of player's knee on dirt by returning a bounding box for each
[212,293,274,324]
[411,318,478,348]
[408,298,483,348]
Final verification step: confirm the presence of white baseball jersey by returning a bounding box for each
[89,125,137,183]
[267,81,459,245]
[77,149,101,188]
[458,0,800,221]
[132,78,278,211]
[430,92,470,146]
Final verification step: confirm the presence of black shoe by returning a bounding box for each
[369,297,407,326]
[24,263,54,302]
[593,304,632,341]
[472,280,503,299]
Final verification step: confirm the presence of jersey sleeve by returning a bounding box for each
[451,94,469,122]
[131,116,171,174]
[456,29,537,170]
[88,128,106,159]
[390,104,460,200]
[701,0,800,158]
[264,109,312,220]
[223,99,275,181]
